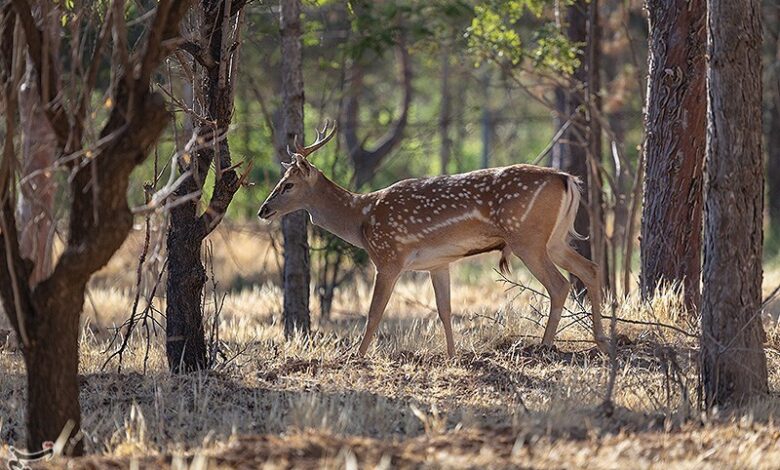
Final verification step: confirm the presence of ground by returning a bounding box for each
[2,224,780,469]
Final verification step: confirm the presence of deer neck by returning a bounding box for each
[305,173,368,249]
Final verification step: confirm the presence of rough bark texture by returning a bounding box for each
[701,0,768,407]
[279,0,311,337]
[768,10,780,234]
[344,42,412,189]
[0,0,190,454]
[166,0,244,372]
[640,0,706,312]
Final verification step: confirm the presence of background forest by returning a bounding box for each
[0,0,779,468]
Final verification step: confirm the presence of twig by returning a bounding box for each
[497,269,697,338]
[102,185,155,372]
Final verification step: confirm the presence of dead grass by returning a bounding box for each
[2,224,780,469]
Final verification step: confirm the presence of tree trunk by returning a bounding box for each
[552,0,593,296]
[24,289,83,455]
[166,186,208,371]
[280,0,311,337]
[564,0,591,263]
[165,0,244,372]
[767,10,780,236]
[639,0,706,312]
[586,0,609,292]
[701,0,767,407]
[1,0,191,455]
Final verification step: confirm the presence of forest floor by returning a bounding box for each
[2,224,780,469]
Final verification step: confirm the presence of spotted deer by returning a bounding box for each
[258,121,609,357]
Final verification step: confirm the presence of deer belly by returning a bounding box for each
[403,235,503,271]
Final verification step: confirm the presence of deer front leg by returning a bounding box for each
[430,267,455,357]
[357,270,400,357]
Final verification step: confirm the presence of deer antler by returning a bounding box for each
[292,119,337,158]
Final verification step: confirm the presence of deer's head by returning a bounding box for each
[258,120,336,222]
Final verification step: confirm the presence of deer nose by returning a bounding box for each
[258,204,270,219]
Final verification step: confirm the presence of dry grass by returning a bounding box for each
[2,224,780,469]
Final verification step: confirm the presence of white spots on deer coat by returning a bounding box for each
[360,165,566,265]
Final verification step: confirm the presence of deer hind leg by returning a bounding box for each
[430,266,455,357]
[548,243,609,352]
[509,241,570,348]
[357,269,400,357]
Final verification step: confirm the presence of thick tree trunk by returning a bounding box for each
[280,0,311,337]
[702,0,767,407]
[640,0,706,312]
[24,290,83,455]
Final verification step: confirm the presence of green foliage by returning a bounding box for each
[121,0,646,225]
[466,0,581,74]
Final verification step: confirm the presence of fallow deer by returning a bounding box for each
[258,121,609,357]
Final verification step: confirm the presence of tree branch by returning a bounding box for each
[344,39,413,188]
[10,0,68,148]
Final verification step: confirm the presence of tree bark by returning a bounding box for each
[23,285,83,455]
[0,1,190,454]
[279,0,311,337]
[701,0,767,407]
[640,0,706,312]
[767,9,780,235]
[166,0,244,372]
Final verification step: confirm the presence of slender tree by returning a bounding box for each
[551,0,605,292]
[166,0,246,372]
[0,0,190,454]
[701,0,767,406]
[640,0,706,311]
[767,8,780,236]
[279,0,311,337]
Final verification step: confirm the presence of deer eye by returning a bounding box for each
[282,182,294,192]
